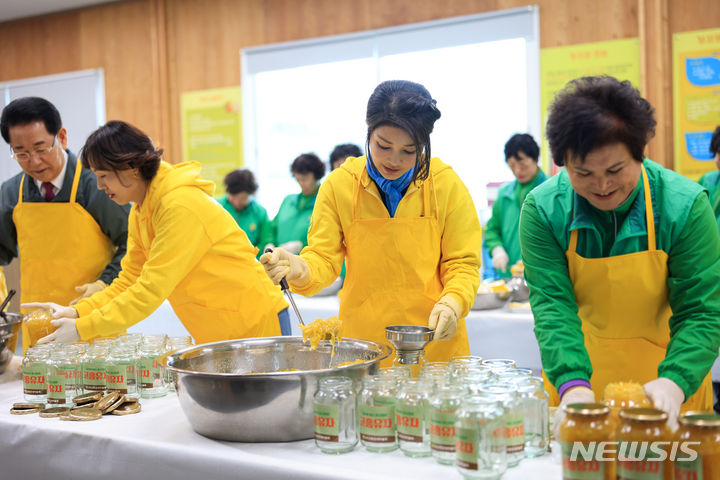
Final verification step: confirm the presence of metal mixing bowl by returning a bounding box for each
[471,292,508,310]
[161,336,392,442]
[0,313,22,373]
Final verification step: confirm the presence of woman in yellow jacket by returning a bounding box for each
[261,80,482,362]
[26,121,287,344]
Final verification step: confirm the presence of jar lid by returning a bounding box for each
[619,407,668,422]
[678,412,720,428]
[564,403,610,416]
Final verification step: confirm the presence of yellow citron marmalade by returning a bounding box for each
[300,317,342,357]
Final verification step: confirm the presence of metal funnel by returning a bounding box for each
[385,325,434,364]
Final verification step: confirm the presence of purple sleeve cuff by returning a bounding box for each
[558,379,592,399]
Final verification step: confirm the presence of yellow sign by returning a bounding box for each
[672,28,720,179]
[181,86,243,190]
[540,39,641,173]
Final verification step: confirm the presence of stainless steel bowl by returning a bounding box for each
[161,336,392,442]
[471,292,508,310]
[0,313,22,373]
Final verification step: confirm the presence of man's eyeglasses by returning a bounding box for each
[10,136,57,162]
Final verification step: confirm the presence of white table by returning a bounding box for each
[0,363,560,480]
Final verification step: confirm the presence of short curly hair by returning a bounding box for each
[291,153,325,180]
[546,76,656,166]
[224,169,258,195]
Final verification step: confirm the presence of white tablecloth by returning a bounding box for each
[0,364,561,480]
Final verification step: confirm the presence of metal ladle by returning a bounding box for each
[0,290,16,320]
[264,248,305,326]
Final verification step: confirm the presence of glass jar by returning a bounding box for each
[493,368,533,383]
[106,344,138,398]
[137,339,167,398]
[82,344,109,393]
[430,385,465,465]
[357,376,398,452]
[479,382,525,467]
[455,394,507,479]
[459,367,493,395]
[616,408,672,480]
[313,376,357,454]
[675,412,720,479]
[61,345,83,398]
[46,347,76,405]
[164,336,192,392]
[481,358,516,373]
[511,376,549,458]
[559,403,615,480]
[22,346,50,402]
[378,366,411,385]
[603,382,650,427]
[395,379,431,457]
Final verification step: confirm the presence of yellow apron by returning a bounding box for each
[13,160,113,351]
[0,267,7,302]
[545,165,712,411]
[340,171,470,366]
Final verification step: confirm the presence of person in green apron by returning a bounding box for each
[329,143,362,171]
[217,168,273,257]
[0,97,130,350]
[519,76,720,429]
[268,153,325,254]
[485,133,547,278]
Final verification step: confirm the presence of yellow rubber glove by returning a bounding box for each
[428,295,462,341]
[259,247,311,288]
[69,279,107,305]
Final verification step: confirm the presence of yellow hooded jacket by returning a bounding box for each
[75,161,286,343]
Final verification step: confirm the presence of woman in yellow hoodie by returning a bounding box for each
[261,80,482,362]
[25,121,288,344]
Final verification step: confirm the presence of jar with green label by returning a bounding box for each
[22,345,50,402]
[82,344,109,393]
[559,403,615,480]
[455,394,507,479]
[675,412,720,480]
[358,376,398,453]
[46,347,75,405]
[164,336,192,392]
[61,345,82,398]
[511,376,549,458]
[430,384,465,465]
[396,379,431,457]
[107,344,138,398]
[478,382,525,467]
[313,376,357,454]
[137,338,167,398]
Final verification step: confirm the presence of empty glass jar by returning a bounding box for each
[455,394,507,479]
[313,376,357,454]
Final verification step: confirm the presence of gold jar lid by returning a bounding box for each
[564,403,610,416]
[95,392,121,412]
[39,407,71,418]
[9,407,41,415]
[101,394,127,414]
[13,402,44,409]
[112,402,141,416]
[619,407,668,422]
[73,392,102,404]
[69,407,102,421]
[678,412,720,428]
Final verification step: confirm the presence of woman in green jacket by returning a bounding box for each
[269,153,325,254]
[485,133,547,277]
[520,76,720,430]
[217,168,273,256]
[698,125,720,234]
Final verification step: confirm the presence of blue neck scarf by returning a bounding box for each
[366,151,415,217]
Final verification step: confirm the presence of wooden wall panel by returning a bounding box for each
[0,0,716,165]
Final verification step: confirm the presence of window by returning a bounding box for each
[242,7,540,218]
